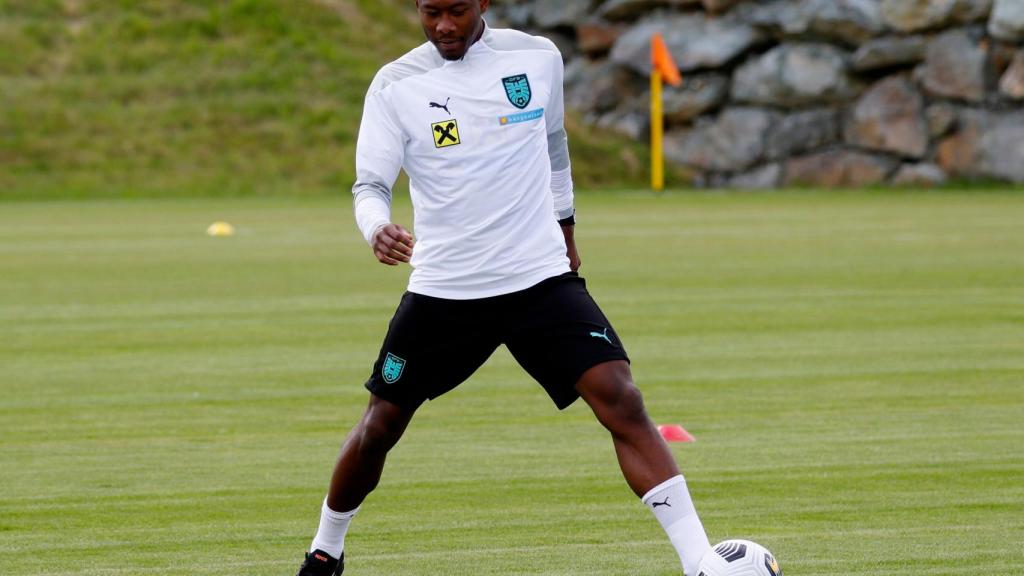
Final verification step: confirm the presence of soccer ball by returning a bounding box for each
[697,539,781,576]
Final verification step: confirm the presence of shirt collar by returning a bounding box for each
[441,21,494,68]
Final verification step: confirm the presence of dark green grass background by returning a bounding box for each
[0,0,653,200]
[1,191,1022,575]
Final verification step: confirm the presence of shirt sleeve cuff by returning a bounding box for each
[354,194,392,245]
[551,166,575,221]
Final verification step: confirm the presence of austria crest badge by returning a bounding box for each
[501,74,532,109]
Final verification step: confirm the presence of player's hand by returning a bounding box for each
[372,223,415,266]
[561,225,581,272]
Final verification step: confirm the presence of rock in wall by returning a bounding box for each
[487,0,1024,187]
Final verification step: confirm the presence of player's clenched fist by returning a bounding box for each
[372,223,415,266]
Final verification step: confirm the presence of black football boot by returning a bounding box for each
[295,549,344,576]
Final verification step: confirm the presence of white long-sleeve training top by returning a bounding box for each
[352,24,576,300]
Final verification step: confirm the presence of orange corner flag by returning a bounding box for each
[651,34,682,86]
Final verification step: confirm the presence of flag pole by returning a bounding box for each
[651,68,665,191]
[650,34,682,192]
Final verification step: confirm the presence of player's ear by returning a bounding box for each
[479,0,489,14]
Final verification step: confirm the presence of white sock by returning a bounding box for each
[642,475,711,576]
[309,499,359,559]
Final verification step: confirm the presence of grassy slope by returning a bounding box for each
[1,191,1023,575]
[0,0,651,199]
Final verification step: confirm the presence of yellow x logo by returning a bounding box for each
[431,120,461,148]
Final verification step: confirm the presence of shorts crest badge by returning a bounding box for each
[502,74,532,109]
[382,352,406,384]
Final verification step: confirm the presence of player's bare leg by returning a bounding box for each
[576,360,710,576]
[326,394,417,511]
[575,360,678,495]
[298,394,416,576]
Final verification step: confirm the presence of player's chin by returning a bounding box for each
[435,40,466,60]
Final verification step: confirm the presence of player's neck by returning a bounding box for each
[460,19,486,58]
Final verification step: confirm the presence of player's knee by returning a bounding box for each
[356,415,403,456]
[613,382,649,426]
[595,380,649,432]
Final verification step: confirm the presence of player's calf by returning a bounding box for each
[576,362,711,576]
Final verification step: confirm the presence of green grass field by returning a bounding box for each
[2,191,1023,575]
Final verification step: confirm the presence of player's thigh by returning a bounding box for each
[365,292,500,408]
[504,273,629,409]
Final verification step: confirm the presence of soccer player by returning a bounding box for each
[296,1,711,574]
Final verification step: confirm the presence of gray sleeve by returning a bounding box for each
[548,128,570,173]
[546,50,574,220]
[353,176,393,208]
[545,47,571,173]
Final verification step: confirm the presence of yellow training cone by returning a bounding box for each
[207,221,235,237]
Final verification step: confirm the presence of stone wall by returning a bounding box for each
[486,0,1024,187]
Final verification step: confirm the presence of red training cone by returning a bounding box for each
[658,424,695,443]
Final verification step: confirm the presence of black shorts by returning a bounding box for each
[364,272,629,410]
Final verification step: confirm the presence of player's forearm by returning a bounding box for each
[353,186,392,245]
[560,222,581,272]
[560,222,574,241]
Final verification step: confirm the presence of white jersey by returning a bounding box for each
[352,25,575,300]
